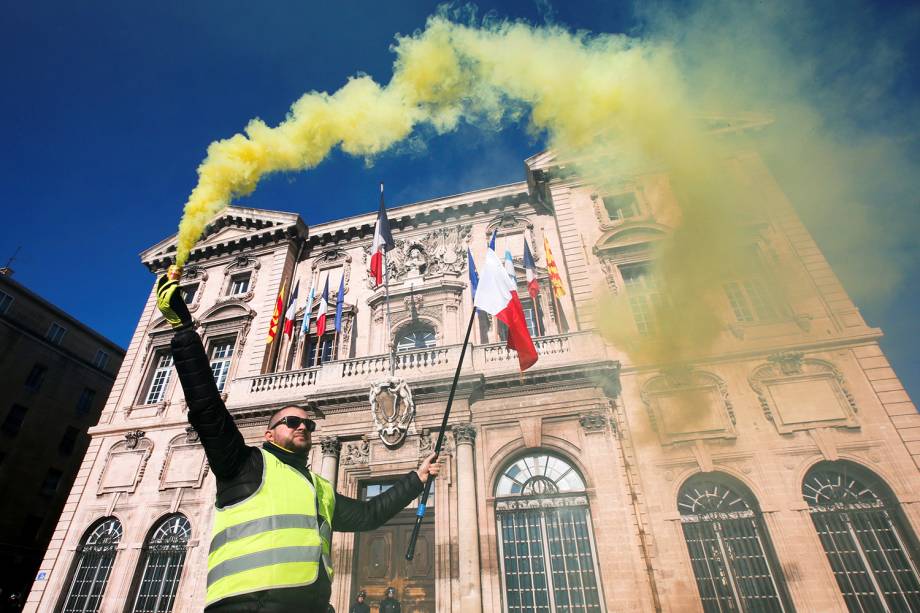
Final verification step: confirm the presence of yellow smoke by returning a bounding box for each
[175,3,917,375]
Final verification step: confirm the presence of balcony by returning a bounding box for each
[228,331,611,407]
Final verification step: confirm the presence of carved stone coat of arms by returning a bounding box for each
[369,377,415,447]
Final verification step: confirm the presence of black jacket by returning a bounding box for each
[170,327,424,612]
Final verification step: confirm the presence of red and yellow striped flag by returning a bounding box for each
[265,282,286,344]
[544,238,566,298]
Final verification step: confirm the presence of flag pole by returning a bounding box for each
[381,183,395,376]
[406,305,477,560]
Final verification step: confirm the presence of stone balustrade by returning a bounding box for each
[229,332,604,406]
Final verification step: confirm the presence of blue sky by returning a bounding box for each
[2,1,918,401]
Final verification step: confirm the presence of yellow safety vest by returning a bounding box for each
[206,448,336,606]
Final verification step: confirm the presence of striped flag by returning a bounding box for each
[299,282,316,337]
[283,282,299,338]
[544,237,566,298]
[467,247,479,298]
[315,278,330,337]
[503,248,516,283]
[265,282,286,344]
[334,276,345,332]
[369,183,394,287]
[523,240,539,300]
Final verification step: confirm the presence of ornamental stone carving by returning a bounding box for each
[311,248,352,294]
[125,430,146,449]
[452,423,477,446]
[370,377,416,447]
[320,436,342,457]
[363,224,471,286]
[418,429,434,458]
[579,413,611,433]
[184,426,199,444]
[768,351,804,375]
[342,437,370,466]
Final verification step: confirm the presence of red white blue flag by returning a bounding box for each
[316,278,330,337]
[523,240,539,300]
[369,183,394,287]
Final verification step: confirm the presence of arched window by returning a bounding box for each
[803,462,920,611]
[128,514,192,613]
[395,323,436,352]
[494,453,603,612]
[678,475,791,612]
[59,517,123,613]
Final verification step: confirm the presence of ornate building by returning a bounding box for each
[25,143,920,612]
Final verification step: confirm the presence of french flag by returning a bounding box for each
[315,278,330,337]
[474,246,538,371]
[523,240,539,300]
[369,183,394,287]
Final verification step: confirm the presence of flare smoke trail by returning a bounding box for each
[174,1,918,371]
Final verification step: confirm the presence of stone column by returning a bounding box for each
[319,436,341,489]
[452,423,482,613]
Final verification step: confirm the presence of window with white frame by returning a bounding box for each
[803,462,920,611]
[602,192,640,221]
[679,475,791,612]
[144,351,173,405]
[621,262,664,336]
[128,514,191,613]
[47,322,67,345]
[93,350,110,370]
[60,517,123,613]
[209,338,235,392]
[228,272,251,296]
[495,453,603,613]
[0,289,12,314]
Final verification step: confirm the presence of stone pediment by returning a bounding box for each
[141,206,306,271]
[594,222,669,254]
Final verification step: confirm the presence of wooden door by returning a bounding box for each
[352,509,435,613]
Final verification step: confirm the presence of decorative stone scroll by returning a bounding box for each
[370,377,416,447]
[640,367,736,445]
[749,355,858,434]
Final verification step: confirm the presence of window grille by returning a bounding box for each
[803,465,920,611]
[495,453,603,613]
[129,515,191,613]
[395,324,436,352]
[60,518,122,613]
[144,353,173,405]
[209,339,234,392]
[679,476,790,612]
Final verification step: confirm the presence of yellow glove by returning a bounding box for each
[156,273,192,328]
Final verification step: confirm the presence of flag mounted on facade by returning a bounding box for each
[544,237,566,298]
[334,276,345,332]
[369,183,395,287]
[474,246,538,371]
[467,247,479,298]
[265,282,286,344]
[503,248,516,283]
[316,278,330,337]
[299,282,316,338]
[523,240,539,300]
[283,282,299,338]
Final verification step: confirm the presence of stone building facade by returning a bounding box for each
[25,144,920,612]
[0,270,125,605]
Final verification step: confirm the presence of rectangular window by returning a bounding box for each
[209,338,235,393]
[25,363,48,391]
[59,426,80,455]
[0,290,12,314]
[181,283,199,305]
[621,263,665,336]
[317,334,335,365]
[40,468,63,496]
[46,322,67,345]
[76,388,96,416]
[93,350,110,370]
[724,280,779,323]
[144,352,173,405]
[603,193,640,221]
[520,297,543,338]
[228,273,251,296]
[2,404,28,436]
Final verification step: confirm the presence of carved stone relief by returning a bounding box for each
[342,437,370,466]
[370,377,416,447]
[579,413,612,434]
[749,355,858,434]
[640,368,736,445]
[363,225,471,286]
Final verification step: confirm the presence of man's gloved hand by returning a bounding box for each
[156,275,193,329]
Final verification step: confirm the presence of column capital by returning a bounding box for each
[319,436,341,457]
[452,422,477,446]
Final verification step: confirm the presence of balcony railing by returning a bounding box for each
[229,331,607,406]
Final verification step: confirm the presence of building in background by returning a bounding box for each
[24,134,920,612]
[0,269,124,608]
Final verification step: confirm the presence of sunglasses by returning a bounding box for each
[269,416,317,432]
